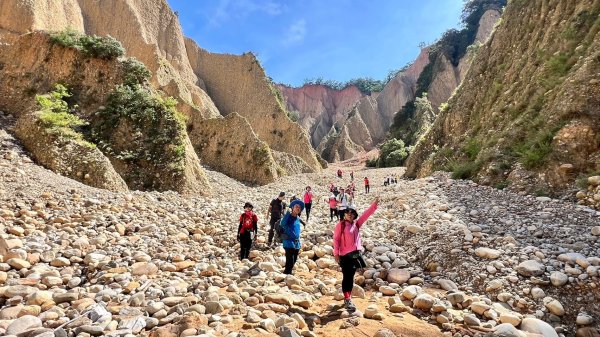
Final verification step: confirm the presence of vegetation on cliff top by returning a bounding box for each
[301,77,386,95]
[50,29,125,60]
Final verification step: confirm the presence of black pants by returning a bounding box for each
[329,208,337,221]
[305,202,312,221]
[340,253,366,292]
[338,208,346,221]
[365,185,369,193]
[267,216,281,245]
[284,248,300,274]
[239,231,253,260]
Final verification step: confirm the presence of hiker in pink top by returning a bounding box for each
[327,193,338,222]
[333,196,380,311]
[303,186,314,222]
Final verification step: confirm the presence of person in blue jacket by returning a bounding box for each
[281,199,304,274]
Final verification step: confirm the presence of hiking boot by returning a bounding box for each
[344,299,356,311]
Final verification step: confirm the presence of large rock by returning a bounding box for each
[14,111,128,192]
[5,315,42,335]
[387,268,410,285]
[475,247,502,259]
[516,260,545,277]
[188,113,281,185]
[520,318,559,337]
[493,323,526,337]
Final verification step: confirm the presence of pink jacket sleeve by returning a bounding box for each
[356,201,378,228]
[333,221,342,257]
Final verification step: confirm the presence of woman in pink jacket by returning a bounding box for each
[333,196,380,311]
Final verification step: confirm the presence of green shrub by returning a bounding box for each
[449,160,480,180]
[121,58,151,86]
[546,53,571,77]
[36,84,95,148]
[464,138,481,160]
[78,34,125,59]
[93,84,186,172]
[49,29,80,48]
[365,158,378,167]
[386,148,409,167]
[378,138,408,167]
[513,129,556,169]
[50,29,125,60]
[287,110,299,122]
[494,180,511,189]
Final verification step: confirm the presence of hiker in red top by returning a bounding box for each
[237,202,258,260]
[364,177,370,194]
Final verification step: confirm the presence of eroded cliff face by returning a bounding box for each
[185,41,322,173]
[406,0,600,197]
[0,33,210,194]
[0,0,321,188]
[317,48,431,161]
[277,84,364,147]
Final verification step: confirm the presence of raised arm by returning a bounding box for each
[356,197,380,228]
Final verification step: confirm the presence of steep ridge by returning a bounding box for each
[0,0,322,187]
[184,42,322,173]
[406,0,600,198]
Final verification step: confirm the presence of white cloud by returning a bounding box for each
[208,0,282,26]
[282,19,306,46]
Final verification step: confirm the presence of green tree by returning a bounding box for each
[378,138,409,167]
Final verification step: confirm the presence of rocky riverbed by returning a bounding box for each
[1,119,600,337]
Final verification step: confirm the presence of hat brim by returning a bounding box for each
[290,200,305,212]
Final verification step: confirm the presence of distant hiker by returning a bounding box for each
[266,192,286,246]
[364,177,370,194]
[329,181,335,192]
[347,183,356,200]
[237,202,258,260]
[336,188,349,220]
[327,193,338,222]
[332,186,340,197]
[337,169,343,178]
[303,186,314,222]
[281,199,305,274]
[350,171,354,181]
[333,197,380,311]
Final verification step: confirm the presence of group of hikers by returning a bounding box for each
[235,173,380,311]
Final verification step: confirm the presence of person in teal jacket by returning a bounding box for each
[281,199,304,274]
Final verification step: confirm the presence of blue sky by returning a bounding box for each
[167,0,464,87]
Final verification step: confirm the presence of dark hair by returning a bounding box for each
[347,208,358,218]
[244,202,253,209]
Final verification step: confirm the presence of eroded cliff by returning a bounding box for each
[406,0,600,197]
[0,0,322,188]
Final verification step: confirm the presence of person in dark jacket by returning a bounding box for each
[281,199,304,274]
[237,202,258,260]
[266,192,286,246]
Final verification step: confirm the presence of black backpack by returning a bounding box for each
[276,216,290,241]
